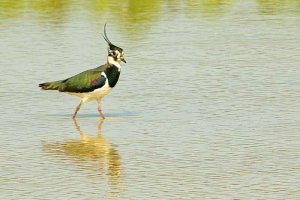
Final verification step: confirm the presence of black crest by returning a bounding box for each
[102,23,123,52]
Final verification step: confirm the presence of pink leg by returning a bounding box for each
[97,99,105,119]
[73,101,83,118]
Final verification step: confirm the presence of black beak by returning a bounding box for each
[121,58,126,63]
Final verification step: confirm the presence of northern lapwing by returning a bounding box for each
[39,24,126,119]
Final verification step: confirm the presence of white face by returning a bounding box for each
[108,49,125,64]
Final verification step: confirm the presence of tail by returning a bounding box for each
[39,80,62,90]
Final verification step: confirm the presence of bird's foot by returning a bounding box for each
[99,113,105,120]
[97,108,105,119]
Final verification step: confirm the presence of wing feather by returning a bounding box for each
[58,64,109,93]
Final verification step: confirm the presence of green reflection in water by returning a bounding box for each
[43,119,122,190]
[87,0,161,38]
[256,0,300,15]
[186,0,235,17]
[1,0,299,29]
[0,1,24,19]
[29,0,69,23]
[1,0,300,19]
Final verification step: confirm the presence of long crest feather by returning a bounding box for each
[103,23,112,45]
[102,23,123,52]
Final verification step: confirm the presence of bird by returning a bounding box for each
[39,24,126,119]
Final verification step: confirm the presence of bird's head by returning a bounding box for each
[102,24,126,65]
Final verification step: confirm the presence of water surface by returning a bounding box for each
[1,0,300,199]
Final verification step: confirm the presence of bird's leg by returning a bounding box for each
[72,117,86,140]
[97,119,104,136]
[97,99,105,119]
[73,101,83,119]
[72,117,81,132]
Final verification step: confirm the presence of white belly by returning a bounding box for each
[66,84,112,103]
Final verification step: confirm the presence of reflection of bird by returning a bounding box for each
[43,118,122,181]
[39,24,126,119]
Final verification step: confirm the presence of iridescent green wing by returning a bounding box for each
[59,64,109,93]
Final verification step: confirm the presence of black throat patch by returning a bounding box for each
[104,65,120,88]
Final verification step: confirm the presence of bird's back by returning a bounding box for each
[39,63,111,93]
[58,64,111,93]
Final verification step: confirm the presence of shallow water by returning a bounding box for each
[1,0,300,199]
